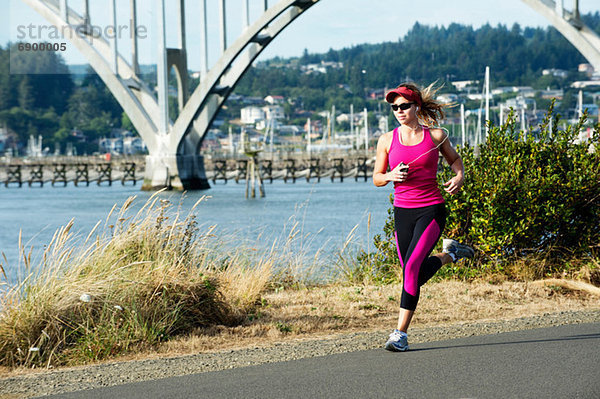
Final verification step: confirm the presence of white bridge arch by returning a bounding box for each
[19,0,600,190]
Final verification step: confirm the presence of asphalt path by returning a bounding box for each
[40,322,600,399]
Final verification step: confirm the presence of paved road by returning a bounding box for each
[41,322,600,399]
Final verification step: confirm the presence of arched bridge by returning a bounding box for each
[19,0,600,190]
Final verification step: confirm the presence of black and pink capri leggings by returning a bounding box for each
[394,203,446,311]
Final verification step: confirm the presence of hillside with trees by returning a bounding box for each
[0,12,599,155]
[0,48,127,155]
[234,13,600,111]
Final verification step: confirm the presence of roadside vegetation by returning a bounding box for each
[347,105,600,284]
[1,108,599,372]
[0,194,279,369]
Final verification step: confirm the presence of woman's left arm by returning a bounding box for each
[432,129,464,195]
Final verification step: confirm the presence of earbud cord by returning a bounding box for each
[402,125,449,166]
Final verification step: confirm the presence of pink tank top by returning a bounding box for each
[388,126,444,208]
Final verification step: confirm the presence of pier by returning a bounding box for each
[203,152,375,184]
[0,153,377,189]
[0,156,143,188]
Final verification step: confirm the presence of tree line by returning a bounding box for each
[0,12,599,154]
[0,47,127,155]
[235,13,600,111]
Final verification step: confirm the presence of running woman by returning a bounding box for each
[373,82,474,352]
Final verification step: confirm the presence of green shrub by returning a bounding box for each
[365,103,600,282]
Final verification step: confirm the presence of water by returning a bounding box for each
[0,180,392,283]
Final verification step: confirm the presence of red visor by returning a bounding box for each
[385,86,422,107]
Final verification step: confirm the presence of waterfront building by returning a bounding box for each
[512,86,536,97]
[241,106,266,124]
[542,68,569,79]
[264,95,284,105]
[452,80,479,92]
[539,89,564,99]
[504,96,536,110]
[263,105,285,121]
[578,63,595,78]
[437,93,459,104]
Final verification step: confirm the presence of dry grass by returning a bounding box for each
[0,193,279,369]
[149,278,600,358]
[1,193,599,374]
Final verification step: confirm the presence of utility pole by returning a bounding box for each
[307,118,312,157]
[485,66,490,140]
[109,0,118,75]
[200,0,208,77]
[130,0,140,76]
[363,108,368,155]
[460,103,466,147]
[156,0,168,136]
[521,107,527,138]
[219,0,227,53]
[331,104,336,143]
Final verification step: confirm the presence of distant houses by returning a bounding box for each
[264,95,284,104]
[120,62,600,155]
[543,68,568,79]
[240,106,265,125]
[99,129,146,155]
[240,103,285,128]
[300,61,344,74]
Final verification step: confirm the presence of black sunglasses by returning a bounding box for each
[391,102,415,111]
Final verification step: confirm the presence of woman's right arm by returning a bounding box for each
[373,133,391,187]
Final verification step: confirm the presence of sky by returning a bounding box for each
[2,0,599,70]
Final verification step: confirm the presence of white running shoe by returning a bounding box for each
[384,329,409,352]
[443,239,475,261]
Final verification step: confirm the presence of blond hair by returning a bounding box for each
[397,82,449,126]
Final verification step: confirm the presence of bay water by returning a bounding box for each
[0,179,392,283]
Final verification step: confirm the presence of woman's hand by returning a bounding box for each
[388,163,409,183]
[443,175,464,195]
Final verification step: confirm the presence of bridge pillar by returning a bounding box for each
[142,153,209,191]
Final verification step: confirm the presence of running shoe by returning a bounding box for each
[384,329,409,352]
[443,238,475,261]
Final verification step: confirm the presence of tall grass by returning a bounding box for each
[0,193,281,368]
[332,213,398,285]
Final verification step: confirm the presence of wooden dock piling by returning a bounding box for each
[96,163,112,186]
[355,157,368,182]
[245,152,264,198]
[6,165,22,187]
[212,160,228,183]
[260,160,273,184]
[52,164,68,187]
[236,160,247,184]
[284,159,296,183]
[331,158,344,182]
[121,162,137,185]
[29,165,44,187]
[307,158,320,182]
[75,164,90,186]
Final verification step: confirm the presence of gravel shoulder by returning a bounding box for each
[2,308,599,399]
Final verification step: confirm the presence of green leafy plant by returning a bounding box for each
[442,103,599,275]
[363,102,600,282]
